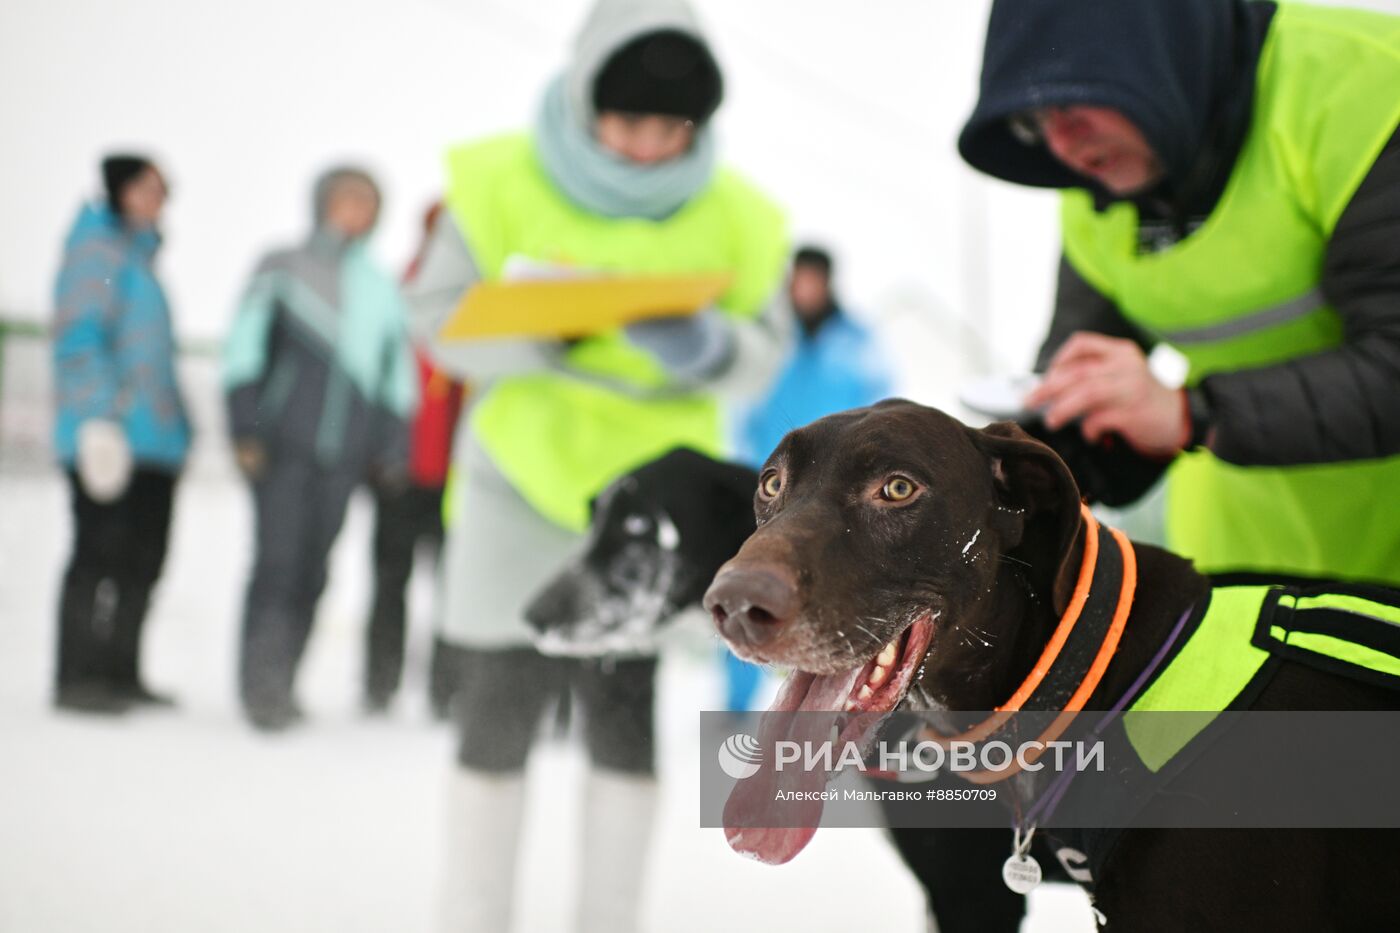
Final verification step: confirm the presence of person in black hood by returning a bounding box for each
[960,0,1271,224]
[955,0,1400,529]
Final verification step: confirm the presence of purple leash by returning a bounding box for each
[1020,603,1197,830]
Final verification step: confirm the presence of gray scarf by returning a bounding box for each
[533,75,717,221]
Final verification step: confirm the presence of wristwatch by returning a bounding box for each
[1184,387,1216,450]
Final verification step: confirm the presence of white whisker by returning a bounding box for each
[853,621,881,643]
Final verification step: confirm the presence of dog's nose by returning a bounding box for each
[524,570,582,633]
[704,566,799,648]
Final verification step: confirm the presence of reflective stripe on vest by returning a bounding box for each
[1061,3,1400,587]
[1159,286,1325,346]
[1259,587,1400,683]
[1126,583,1400,771]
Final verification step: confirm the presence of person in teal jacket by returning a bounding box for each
[51,154,190,715]
[223,166,416,732]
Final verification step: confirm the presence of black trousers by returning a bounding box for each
[56,468,176,689]
[365,483,446,704]
[453,646,656,775]
[239,459,357,715]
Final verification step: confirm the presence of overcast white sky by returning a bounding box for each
[4,0,1397,382]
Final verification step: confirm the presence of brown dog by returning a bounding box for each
[704,399,1399,932]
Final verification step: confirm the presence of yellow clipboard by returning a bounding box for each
[438,272,732,341]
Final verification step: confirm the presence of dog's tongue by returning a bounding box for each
[723,665,868,865]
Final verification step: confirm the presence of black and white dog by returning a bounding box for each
[525,448,759,655]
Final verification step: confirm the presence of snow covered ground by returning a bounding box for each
[0,470,1095,932]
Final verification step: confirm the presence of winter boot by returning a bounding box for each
[54,571,129,715]
[576,767,657,933]
[240,603,308,731]
[108,581,176,707]
[438,767,526,932]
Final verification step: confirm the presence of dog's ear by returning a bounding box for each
[970,421,1086,614]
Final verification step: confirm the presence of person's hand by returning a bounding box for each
[76,419,133,503]
[623,308,734,381]
[369,462,411,496]
[1024,332,1188,459]
[233,438,267,480]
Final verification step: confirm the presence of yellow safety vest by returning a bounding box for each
[443,133,787,532]
[1062,3,1400,586]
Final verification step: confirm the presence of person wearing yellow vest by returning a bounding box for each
[405,1,788,929]
[957,0,1400,592]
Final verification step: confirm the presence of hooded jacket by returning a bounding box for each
[961,0,1273,230]
[222,226,417,476]
[565,0,721,128]
[408,0,786,394]
[52,202,191,469]
[404,0,789,534]
[960,0,1400,477]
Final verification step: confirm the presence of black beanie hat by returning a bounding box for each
[592,29,723,123]
[793,245,833,276]
[102,154,156,217]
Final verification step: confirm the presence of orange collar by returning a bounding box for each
[922,503,1137,783]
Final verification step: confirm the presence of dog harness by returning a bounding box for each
[1035,577,1400,897]
[910,506,1400,896]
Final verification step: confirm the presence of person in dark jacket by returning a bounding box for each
[362,348,464,716]
[959,0,1400,587]
[223,166,417,731]
[51,154,191,714]
[363,203,467,717]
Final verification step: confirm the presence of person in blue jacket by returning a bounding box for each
[51,154,191,714]
[738,245,892,466]
[727,245,892,711]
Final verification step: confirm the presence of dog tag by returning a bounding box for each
[1002,853,1042,894]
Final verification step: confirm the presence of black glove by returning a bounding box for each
[1018,417,1170,507]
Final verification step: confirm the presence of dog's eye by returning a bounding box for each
[760,470,782,499]
[623,514,651,536]
[881,476,917,502]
